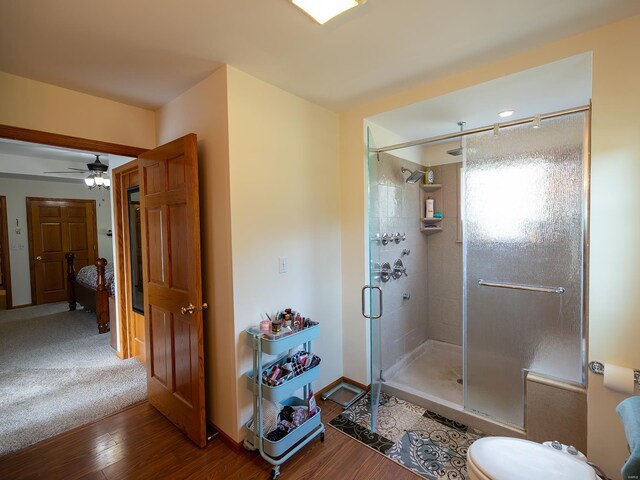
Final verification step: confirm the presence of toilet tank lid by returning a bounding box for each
[468,437,596,480]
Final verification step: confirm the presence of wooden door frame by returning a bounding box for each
[112,159,139,360]
[0,124,147,158]
[26,198,99,305]
[0,125,147,311]
[0,196,12,309]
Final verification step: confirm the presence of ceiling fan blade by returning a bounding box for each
[68,168,89,171]
[43,171,86,174]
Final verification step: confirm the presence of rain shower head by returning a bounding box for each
[447,121,466,157]
[401,166,426,184]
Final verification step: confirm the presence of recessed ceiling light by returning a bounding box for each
[291,0,365,25]
[498,110,515,118]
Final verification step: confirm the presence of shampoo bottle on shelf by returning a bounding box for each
[426,165,434,184]
[426,196,434,218]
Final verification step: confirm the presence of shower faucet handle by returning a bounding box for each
[392,259,408,279]
[394,232,402,244]
[402,248,410,255]
[381,233,390,245]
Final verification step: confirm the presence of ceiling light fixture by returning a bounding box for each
[85,172,110,190]
[498,110,514,118]
[291,0,365,24]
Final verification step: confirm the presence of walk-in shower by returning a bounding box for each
[363,106,590,433]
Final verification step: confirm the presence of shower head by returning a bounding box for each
[447,121,466,157]
[401,166,426,184]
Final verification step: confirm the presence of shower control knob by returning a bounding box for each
[392,259,408,279]
[402,293,410,300]
[381,233,390,246]
[401,233,406,241]
[402,249,410,255]
[550,440,562,450]
[394,232,402,244]
[380,262,392,282]
[567,445,578,456]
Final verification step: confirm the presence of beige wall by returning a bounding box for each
[155,66,238,439]
[226,67,342,441]
[0,175,114,306]
[156,66,342,443]
[426,162,462,346]
[340,15,640,477]
[0,72,156,149]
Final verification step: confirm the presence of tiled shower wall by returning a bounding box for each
[376,153,429,371]
[426,162,463,346]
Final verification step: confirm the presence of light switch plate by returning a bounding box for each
[278,256,287,274]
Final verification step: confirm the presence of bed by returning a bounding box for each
[65,253,114,334]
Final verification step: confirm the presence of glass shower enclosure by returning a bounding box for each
[463,112,588,427]
[366,109,589,431]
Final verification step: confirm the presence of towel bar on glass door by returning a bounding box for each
[478,279,565,294]
[589,361,640,386]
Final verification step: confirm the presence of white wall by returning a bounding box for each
[367,121,423,164]
[0,175,114,306]
[226,66,342,441]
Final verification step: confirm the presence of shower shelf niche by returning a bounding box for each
[421,183,442,193]
[419,183,443,235]
[420,226,443,235]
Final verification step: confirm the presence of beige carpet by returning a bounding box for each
[0,303,146,455]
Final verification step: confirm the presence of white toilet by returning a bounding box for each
[467,437,598,479]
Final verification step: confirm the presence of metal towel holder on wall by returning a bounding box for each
[589,361,640,386]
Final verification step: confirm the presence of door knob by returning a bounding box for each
[36,256,42,261]
[181,303,208,315]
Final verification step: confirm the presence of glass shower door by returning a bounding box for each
[463,112,587,427]
[366,126,383,431]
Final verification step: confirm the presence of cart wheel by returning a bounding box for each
[270,466,280,480]
[320,432,325,442]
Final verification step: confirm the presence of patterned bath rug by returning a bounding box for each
[329,392,484,479]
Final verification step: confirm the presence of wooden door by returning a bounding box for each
[113,162,146,363]
[27,199,97,305]
[0,196,11,309]
[139,134,206,447]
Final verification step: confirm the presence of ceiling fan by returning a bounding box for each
[43,154,108,175]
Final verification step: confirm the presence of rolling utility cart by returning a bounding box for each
[244,323,325,480]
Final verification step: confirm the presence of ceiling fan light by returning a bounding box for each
[85,176,95,187]
[94,175,104,186]
[103,178,111,188]
[292,0,362,24]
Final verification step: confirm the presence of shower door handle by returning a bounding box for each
[361,285,383,319]
[478,279,565,294]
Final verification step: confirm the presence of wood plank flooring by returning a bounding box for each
[0,399,418,480]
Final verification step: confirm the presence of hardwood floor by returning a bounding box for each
[0,399,418,480]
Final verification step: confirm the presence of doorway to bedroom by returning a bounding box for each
[0,136,146,455]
